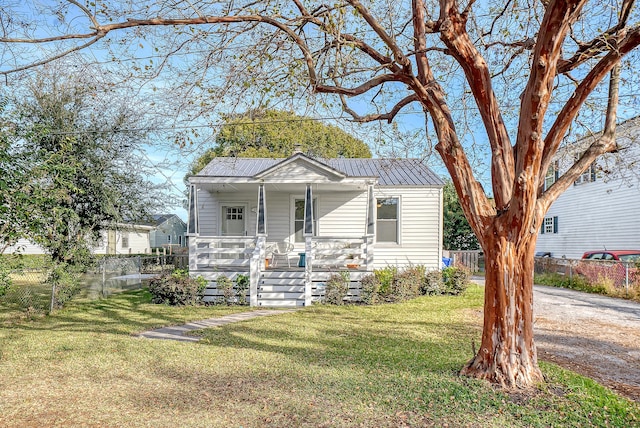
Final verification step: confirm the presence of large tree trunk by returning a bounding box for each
[460,230,543,388]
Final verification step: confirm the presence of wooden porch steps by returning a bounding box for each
[258,270,306,307]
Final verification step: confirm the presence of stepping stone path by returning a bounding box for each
[137,309,296,342]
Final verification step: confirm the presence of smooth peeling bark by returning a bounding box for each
[461,232,543,388]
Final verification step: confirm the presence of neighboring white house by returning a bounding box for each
[536,117,640,259]
[92,224,154,255]
[4,223,153,256]
[187,153,444,307]
[148,214,187,248]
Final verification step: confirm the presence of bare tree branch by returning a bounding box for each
[541,25,640,175]
[340,93,418,123]
[344,0,411,69]
[558,0,636,74]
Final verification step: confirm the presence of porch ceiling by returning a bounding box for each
[195,181,370,193]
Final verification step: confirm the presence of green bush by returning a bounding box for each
[325,271,350,305]
[441,266,470,295]
[235,274,250,305]
[389,267,422,302]
[360,273,380,304]
[0,266,11,297]
[421,270,444,295]
[48,263,82,309]
[215,275,235,305]
[356,265,470,306]
[148,269,207,306]
[374,266,397,297]
[535,272,605,294]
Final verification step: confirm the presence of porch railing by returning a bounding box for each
[191,236,256,269]
[309,236,372,270]
[190,234,374,306]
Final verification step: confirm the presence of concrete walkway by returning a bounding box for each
[137,309,296,342]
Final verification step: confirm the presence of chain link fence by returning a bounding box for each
[0,255,188,318]
[535,256,640,294]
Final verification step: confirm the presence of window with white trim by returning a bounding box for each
[540,216,558,234]
[544,160,559,190]
[121,232,130,248]
[376,198,399,243]
[574,154,597,185]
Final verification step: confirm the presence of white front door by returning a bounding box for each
[221,205,246,236]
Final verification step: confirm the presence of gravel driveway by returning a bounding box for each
[533,285,640,402]
[471,279,640,402]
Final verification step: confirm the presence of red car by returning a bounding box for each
[578,250,640,286]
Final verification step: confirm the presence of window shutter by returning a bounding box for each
[590,166,596,182]
[540,222,545,235]
[553,216,558,234]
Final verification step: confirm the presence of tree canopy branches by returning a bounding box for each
[2,0,640,388]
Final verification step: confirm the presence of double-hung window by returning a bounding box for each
[376,198,399,243]
[540,216,558,234]
[544,160,559,190]
[121,232,130,249]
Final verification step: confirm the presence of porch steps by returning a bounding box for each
[258,271,306,307]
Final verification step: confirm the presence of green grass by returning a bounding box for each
[535,272,640,302]
[0,286,638,427]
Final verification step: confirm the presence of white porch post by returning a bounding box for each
[251,184,268,307]
[303,184,313,306]
[250,236,265,307]
[187,184,199,271]
[256,183,267,236]
[365,183,375,271]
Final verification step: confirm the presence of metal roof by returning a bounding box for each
[197,155,444,186]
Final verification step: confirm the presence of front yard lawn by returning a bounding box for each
[0,286,638,427]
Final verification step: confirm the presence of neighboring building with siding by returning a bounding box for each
[148,214,187,248]
[4,224,153,256]
[536,117,640,259]
[187,153,444,307]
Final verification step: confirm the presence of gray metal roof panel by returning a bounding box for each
[197,156,444,186]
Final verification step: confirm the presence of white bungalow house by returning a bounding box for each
[187,153,444,307]
[536,116,640,259]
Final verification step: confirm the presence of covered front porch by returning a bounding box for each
[186,167,377,306]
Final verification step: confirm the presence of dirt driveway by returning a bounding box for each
[532,285,640,402]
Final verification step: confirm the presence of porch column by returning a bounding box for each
[304,184,313,306]
[250,236,265,307]
[365,183,375,271]
[256,184,267,236]
[251,184,267,307]
[304,184,314,236]
[187,184,199,271]
[366,183,375,236]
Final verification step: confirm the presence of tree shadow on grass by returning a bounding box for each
[0,289,249,336]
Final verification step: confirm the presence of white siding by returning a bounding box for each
[536,177,640,258]
[317,191,368,239]
[197,190,218,236]
[197,185,443,269]
[92,228,151,255]
[261,162,339,183]
[373,186,442,270]
[4,228,151,256]
[3,238,46,255]
[536,122,640,259]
